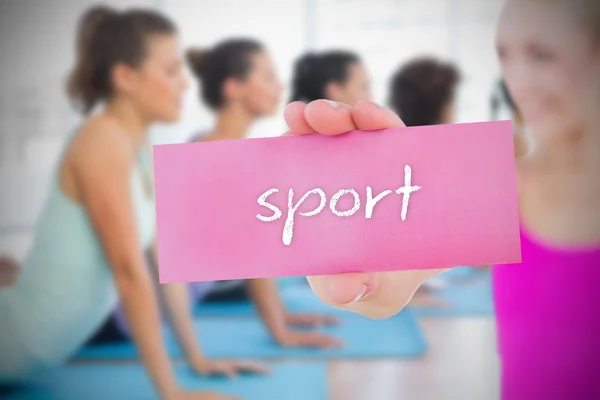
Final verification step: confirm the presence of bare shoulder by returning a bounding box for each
[70,115,132,164]
[60,115,134,202]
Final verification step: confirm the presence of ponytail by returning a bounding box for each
[186,39,263,110]
[66,6,176,114]
[289,50,360,103]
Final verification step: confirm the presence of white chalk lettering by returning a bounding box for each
[256,165,420,245]
[256,188,282,222]
[365,187,392,219]
[396,165,421,221]
[330,189,361,217]
[282,188,327,246]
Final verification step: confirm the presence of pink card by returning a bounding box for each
[153,121,521,284]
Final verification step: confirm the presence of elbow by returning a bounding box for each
[111,256,148,294]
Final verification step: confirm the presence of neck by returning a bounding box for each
[206,103,255,141]
[104,98,151,149]
[534,123,600,174]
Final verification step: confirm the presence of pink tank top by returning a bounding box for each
[493,228,600,399]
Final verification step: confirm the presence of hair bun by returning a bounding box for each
[298,53,319,74]
[186,48,207,77]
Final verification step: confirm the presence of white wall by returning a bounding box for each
[0,0,157,230]
[0,0,157,171]
[312,0,503,122]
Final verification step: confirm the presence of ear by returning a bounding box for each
[441,102,455,124]
[223,77,244,103]
[324,81,345,103]
[111,63,139,95]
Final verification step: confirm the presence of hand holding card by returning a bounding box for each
[283,100,449,319]
[153,100,521,318]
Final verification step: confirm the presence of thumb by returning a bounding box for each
[308,269,447,319]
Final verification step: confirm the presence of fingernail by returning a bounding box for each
[349,284,370,303]
[371,100,388,109]
[356,99,382,109]
[323,99,338,108]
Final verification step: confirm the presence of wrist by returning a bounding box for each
[159,380,181,400]
[282,311,293,322]
[187,352,207,366]
[271,326,291,343]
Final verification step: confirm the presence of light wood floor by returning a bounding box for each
[329,317,500,400]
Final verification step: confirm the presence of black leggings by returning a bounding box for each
[0,384,21,395]
[202,280,250,303]
[86,281,250,347]
[85,315,128,346]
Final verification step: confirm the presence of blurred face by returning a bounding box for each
[496,0,600,142]
[327,62,372,106]
[115,34,189,122]
[236,50,284,117]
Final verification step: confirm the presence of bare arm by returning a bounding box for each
[246,279,289,340]
[149,232,267,377]
[142,141,267,378]
[75,132,178,399]
[247,279,341,348]
[148,242,206,365]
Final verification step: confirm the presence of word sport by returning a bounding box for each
[257,165,421,245]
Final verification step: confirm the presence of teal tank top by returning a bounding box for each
[0,143,155,379]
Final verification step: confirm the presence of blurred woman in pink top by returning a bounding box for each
[290,1,600,398]
[492,0,600,398]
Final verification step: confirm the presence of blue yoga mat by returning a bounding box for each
[77,309,426,360]
[194,269,488,317]
[3,362,328,400]
[276,276,309,290]
[195,283,369,317]
[434,266,489,282]
[195,284,338,317]
[412,272,494,317]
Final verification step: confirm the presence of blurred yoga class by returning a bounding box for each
[1,0,599,399]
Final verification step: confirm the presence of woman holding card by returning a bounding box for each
[492,1,600,397]
[183,39,342,349]
[288,0,600,398]
[0,6,257,400]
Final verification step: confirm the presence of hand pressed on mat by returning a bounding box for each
[189,358,268,380]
